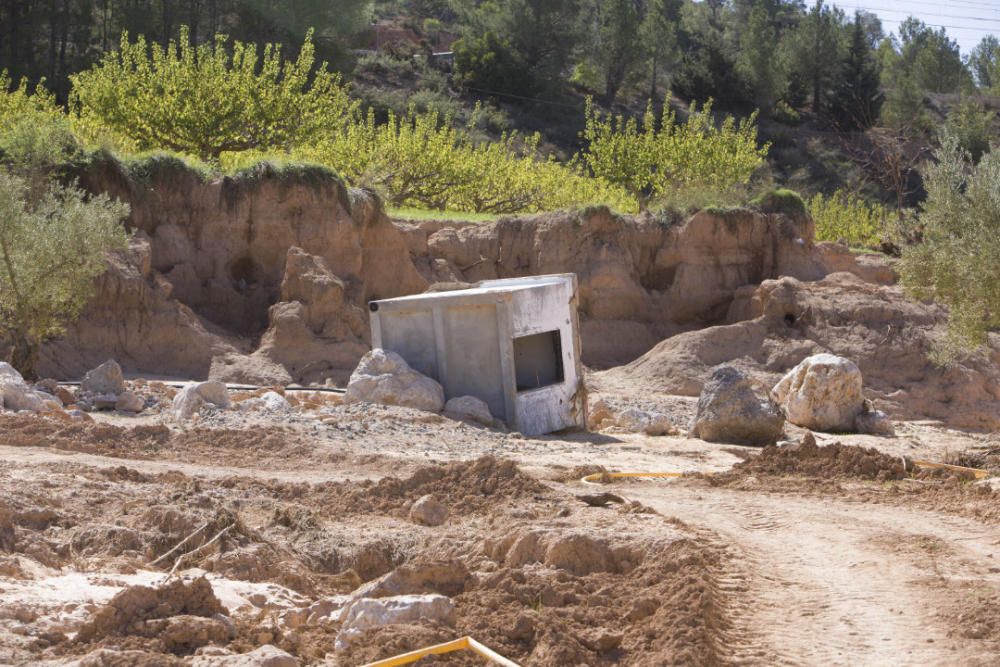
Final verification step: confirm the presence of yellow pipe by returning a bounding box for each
[912,459,990,480]
[580,471,692,485]
[360,636,522,667]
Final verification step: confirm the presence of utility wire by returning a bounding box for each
[833,3,1000,25]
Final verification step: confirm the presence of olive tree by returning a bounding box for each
[898,133,1000,358]
[0,170,130,377]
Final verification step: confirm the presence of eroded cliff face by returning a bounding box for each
[36,161,867,384]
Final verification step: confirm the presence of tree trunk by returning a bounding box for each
[7,332,38,381]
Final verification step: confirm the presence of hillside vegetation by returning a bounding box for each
[3,0,1000,351]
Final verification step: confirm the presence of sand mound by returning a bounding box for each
[319,456,549,516]
[75,577,228,651]
[598,273,1000,430]
[718,435,907,482]
[342,537,729,666]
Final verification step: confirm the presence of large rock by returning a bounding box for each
[0,362,47,412]
[81,360,126,395]
[173,381,232,421]
[346,350,445,412]
[773,353,864,432]
[690,366,784,445]
[335,594,455,651]
[189,645,299,667]
[443,395,494,425]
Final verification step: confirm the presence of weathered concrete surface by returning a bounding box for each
[371,275,585,435]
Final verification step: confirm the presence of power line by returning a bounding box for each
[833,3,1000,25]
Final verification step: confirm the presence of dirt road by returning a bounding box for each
[626,482,1000,666]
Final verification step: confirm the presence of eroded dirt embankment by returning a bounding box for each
[38,158,829,383]
[35,158,1000,430]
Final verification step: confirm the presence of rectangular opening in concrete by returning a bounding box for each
[514,330,564,392]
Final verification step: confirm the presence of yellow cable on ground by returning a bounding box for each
[360,636,521,667]
[912,460,990,480]
[580,471,695,485]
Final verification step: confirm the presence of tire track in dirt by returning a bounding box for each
[626,484,1000,666]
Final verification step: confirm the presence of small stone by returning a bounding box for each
[115,391,145,413]
[92,394,119,411]
[855,404,895,436]
[409,494,448,526]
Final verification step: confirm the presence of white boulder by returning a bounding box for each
[0,362,47,413]
[773,353,865,432]
[335,594,455,651]
[260,391,291,412]
[616,408,676,436]
[172,381,232,421]
[443,395,494,425]
[346,349,445,413]
[189,644,299,666]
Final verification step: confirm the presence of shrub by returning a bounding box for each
[0,169,130,377]
[899,133,1000,356]
[580,98,770,205]
[70,28,357,160]
[0,73,78,178]
[452,31,533,96]
[771,100,801,126]
[807,190,887,247]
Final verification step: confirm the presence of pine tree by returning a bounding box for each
[737,0,784,110]
[827,12,882,131]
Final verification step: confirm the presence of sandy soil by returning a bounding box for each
[2,379,999,666]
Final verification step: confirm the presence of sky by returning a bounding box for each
[828,0,1000,54]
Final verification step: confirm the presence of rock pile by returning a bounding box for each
[587,399,677,436]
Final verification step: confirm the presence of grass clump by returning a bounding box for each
[750,188,807,219]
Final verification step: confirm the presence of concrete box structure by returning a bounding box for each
[369,274,586,435]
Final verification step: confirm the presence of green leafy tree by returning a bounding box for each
[944,98,995,163]
[896,17,972,94]
[70,27,357,160]
[581,97,770,205]
[0,73,78,180]
[898,133,1000,356]
[808,189,887,247]
[826,12,883,131]
[0,170,130,377]
[968,35,1000,92]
